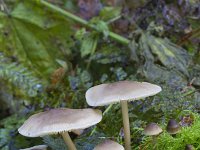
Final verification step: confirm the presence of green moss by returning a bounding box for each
[140,112,200,149]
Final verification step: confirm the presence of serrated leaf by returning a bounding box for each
[11,2,57,29]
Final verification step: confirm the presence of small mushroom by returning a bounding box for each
[86,81,161,150]
[18,108,102,150]
[166,119,180,136]
[20,145,47,150]
[144,123,163,136]
[94,140,124,150]
[185,144,195,150]
[144,123,162,147]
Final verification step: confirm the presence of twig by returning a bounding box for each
[35,0,130,45]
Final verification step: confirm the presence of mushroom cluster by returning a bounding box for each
[143,119,183,148]
[18,108,102,150]
[86,81,161,150]
[18,80,162,150]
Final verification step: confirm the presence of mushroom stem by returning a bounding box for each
[121,101,131,150]
[152,135,157,149]
[61,132,77,150]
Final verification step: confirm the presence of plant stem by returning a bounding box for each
[61,132,77,150]
[103,104,113,116]
[37,0,130,45]
[121,101,131,150]
[90,104,114,136]
[106,15,122,24]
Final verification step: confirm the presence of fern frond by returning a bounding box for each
[0,54,43,97]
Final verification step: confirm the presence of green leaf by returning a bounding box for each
[13,19,56,76]
[80,33,98,57]
[145,33,190,76]
[89,18,109,38]
[75,28,86,41]
[1,4,73,78]
[139,34,154,61]
[11,2,58,29]
[95,21,109,38]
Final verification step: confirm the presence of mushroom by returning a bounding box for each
[166,119,180,136]
[144,123,163,136]
[94,139,124,150]
[20,145,47,150]
[185,144,195,150]
[144,123,162,147]
[18,108,102,150]
[86,81,161,150]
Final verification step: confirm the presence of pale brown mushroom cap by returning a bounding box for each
[20,145,47,150]
[86,81,162,106]
[18,108,102,137]
[94,140,124,150]
[144,123,163,136]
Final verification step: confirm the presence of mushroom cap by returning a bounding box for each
[185,145,195,150]
[20,145,47,150]
[86,81,161,106]
[94,140,124,150]
[166,119,180,135]
[18,108,102,137]
[144,123,163,136]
